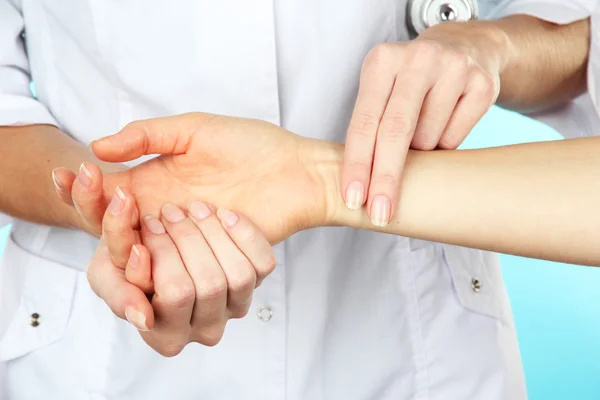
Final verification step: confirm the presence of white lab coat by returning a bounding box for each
[0,1,596,399]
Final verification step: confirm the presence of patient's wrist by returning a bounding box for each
[304,140,442,237]
[301,139,369,229]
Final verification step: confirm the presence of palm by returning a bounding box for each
[101,115,325,244]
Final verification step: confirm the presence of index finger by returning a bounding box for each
[341,45,397,210]
[367,60,434,226]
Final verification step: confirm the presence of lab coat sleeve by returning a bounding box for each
[0,0,60,228]
[480,0,600,140]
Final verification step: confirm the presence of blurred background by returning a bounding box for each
[1,106,599,399]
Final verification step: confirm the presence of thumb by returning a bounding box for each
[91,113,217,162]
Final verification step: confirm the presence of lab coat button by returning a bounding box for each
[257,306,273,322]
[29,313,41,327]
[471,277,482,293]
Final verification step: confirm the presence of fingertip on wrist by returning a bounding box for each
[345,181,365,210]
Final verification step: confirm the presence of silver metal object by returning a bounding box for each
[257,306,273,322]
[407,0,479,38]
[471,277,482,293]
[29,313,41,327]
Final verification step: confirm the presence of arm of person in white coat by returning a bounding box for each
[0,0,119,233]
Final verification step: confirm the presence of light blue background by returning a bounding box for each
[1,106,599,399]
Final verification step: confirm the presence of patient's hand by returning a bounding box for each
[54,113,333,266]
[99,113,328,245]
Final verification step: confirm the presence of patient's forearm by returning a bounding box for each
[313,137,600,266]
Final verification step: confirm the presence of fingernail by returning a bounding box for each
[125,306,149,331]
[189,201,211,221]
[370,195,391,227]
[128,245,140,269]
[144,215,166,234]
[345,181,365,210]
[108,187,125,215]
[161,203,185,223]
[77,163,92,188]
[217,208,239,228]
[51,170,63,190]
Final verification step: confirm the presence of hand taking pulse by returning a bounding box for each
[342,22,507,226]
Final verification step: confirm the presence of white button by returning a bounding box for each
[471,277,482,293]
[257,306,273,322]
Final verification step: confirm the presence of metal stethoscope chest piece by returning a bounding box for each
[407,0,479,38]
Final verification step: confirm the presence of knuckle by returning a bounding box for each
[156,342,185,358]
[348,111,380,138]
[444,51,469,73]
[194,327,225,347]
[438,133,463,150]
[160,279,196,309]
[410,40,442,64]
[228,301,252,319]
[411,135,438,151]
[381,113,414,141]
[196,276,227,302]
[227,267,256,294]
[257,253,277,278]
[363,43,395,71]
[372,172,399,188]
[470,69,496,100]
[123,120,144,133]
[235,226,259,246]
[229,308,250,320]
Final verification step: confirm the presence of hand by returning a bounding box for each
[52,162,134,237]
[341,21,509,226]
[54,113,332,267]
[95,113,328,248]
[88,187,276,354]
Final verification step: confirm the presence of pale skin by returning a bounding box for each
[341,16,589,226]
[0,16,591,354]
[55,112,600,357]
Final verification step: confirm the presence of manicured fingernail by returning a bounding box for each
[370,195,391,227]
[144,215,165,234]
[128,245,140,269]
[217,208,239,228]
[189,201,211,221]
[77,163,92,188]
[345,181,365,210]
[108,187,125,215]
[125,306,149,331]
[161,203,185,223]
[51,170,63,190]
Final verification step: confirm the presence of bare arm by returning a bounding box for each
[0,124,106,229]
[495,15,590,111]
[87,113,600,266]
[422,15,590,113]
[316,137,600,266]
